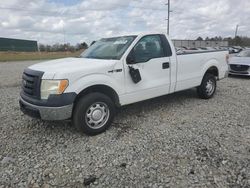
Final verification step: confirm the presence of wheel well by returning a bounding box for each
[74,85,120,107]
[205,66,219,78]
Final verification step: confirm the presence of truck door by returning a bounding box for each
[123,34,172,104]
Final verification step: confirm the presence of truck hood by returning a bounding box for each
[229,56,250,65]
[29,57,118,78]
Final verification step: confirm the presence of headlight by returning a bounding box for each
[41,79,68,100]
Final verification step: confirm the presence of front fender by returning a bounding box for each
[64,73,122,96]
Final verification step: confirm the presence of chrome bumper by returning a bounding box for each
[19,98,73,120]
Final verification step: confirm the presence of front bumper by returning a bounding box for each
[20,68,77,120]
[20,98,73,120]
[229,70,250,76]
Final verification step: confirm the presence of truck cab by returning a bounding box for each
[20,32,228,135]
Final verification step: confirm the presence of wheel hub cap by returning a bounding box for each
[206,80,214,95]
[92,109,102,121]
[85,102,110,129]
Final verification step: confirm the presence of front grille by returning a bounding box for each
[21,69,44,99]
[22,73,36,96]
[230,64,249,72]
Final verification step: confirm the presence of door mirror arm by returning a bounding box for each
[126,50,136,64]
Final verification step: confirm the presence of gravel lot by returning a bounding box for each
[0,61,250,188]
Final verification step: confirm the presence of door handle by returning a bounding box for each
[162,62,170,69]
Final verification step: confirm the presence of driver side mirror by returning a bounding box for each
[126,50,136,64]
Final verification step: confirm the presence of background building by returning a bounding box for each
[172,40,228,48]
[0,37,38,52]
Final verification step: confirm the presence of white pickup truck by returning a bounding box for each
[20,32,229,135]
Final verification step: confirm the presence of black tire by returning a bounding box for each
[73,92,115,135]
[197,73,217,99]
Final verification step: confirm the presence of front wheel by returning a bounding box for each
[73,93,115,135]
[197,73,217,99]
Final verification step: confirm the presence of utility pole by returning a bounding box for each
[234,24,239,45]
[166,0,170,35]
[62,21,67,53]
[62,22,66,44]
[234,24,239,38]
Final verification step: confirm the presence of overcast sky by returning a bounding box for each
[0,0,250,45]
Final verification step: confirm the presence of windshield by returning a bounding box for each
[237,50,250,57]
[80,36,137,60]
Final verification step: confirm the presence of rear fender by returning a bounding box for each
[201,59,220,83]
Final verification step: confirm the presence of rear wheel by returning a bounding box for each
[197,73,217,99]
[73,93,115,135]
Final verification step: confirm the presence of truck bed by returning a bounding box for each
[174,50,228,92]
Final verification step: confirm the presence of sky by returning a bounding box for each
[0,0,250,45]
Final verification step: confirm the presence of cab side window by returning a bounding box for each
[133,35,165,63]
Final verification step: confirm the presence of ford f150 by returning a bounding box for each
[20,32,229,135]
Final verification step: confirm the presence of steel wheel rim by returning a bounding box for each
[205,79,215,96]
[85,102,110,129]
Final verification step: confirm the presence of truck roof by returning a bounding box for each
[103,31,168,39]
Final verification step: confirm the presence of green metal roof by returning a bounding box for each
[0,37,38,52]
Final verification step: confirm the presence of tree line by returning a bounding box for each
[196,36,250,46]
[38,42,88,52]
[38,35,250,52]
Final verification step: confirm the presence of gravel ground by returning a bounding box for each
[0,61,250,188]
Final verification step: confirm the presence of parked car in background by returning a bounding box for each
[229,49,250,76]
[219,46,228,49]
[180,46,188,50]
[197,47,208,50]
[227,47,239,54]
[214,47,221,50]
[233,46,243,50]
[188,47,199,50]
[204,47,216,50]
[195,47,207,51]
[228,46,244,54]
[175,47,185,54]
